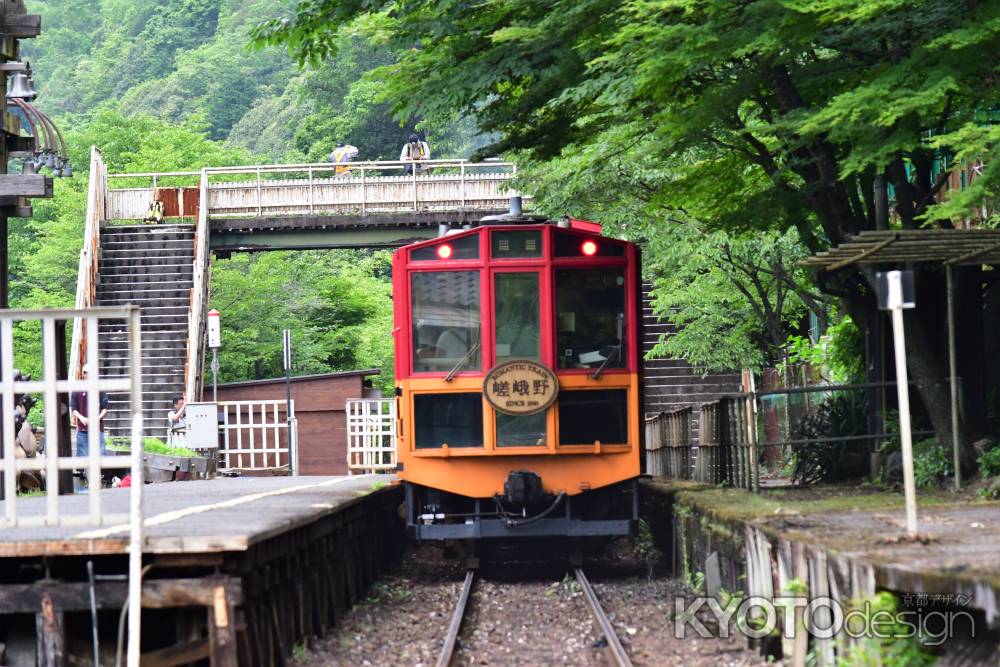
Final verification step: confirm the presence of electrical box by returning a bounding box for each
[186,402,219,450]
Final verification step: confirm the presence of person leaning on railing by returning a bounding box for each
[400,133,431,175]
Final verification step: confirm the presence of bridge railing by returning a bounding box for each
[105,160,523,221]
[184,169,211,405]
[69,146,108,381]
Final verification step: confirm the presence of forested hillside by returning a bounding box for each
[11,0,486,390]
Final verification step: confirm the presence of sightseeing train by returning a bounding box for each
[392,209,643,541]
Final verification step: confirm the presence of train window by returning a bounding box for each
[414,393,484,448]
[494,272,540,362]
[496,411,547,447]
[411,272,482,373]
[411,234,480,261]
[557,390,628,445]
[492,231,542,259]
[555,269,626,370]
[553,232,625,257]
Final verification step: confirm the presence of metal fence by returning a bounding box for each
[346,398,396,474]
[218,400,298,473]
[0,307,144,665]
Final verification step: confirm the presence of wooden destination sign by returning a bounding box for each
[483,359,559,415]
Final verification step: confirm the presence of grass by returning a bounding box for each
[108,436,199,458]
[644,478,981,524]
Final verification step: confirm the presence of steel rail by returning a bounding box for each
[574,568,633,667]
[437,569,476,667]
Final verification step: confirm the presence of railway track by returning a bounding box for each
[436,568,634,667]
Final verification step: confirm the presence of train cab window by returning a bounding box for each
[554,232,625,258]
[555,269,626,370]
[411,272,482,373]
[496,411,547,447]
[492,231,542,259]
[411,234,480,261]
[494,272,540,362]
[414,393,484,448]
[558,390,628,445]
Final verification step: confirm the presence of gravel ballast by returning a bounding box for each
[291,543,776,666]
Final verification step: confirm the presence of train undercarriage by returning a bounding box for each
[404,476,639,541]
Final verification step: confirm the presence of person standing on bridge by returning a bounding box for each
[400,133,430,174]
[70,364,109,457]
[329,142,359,176]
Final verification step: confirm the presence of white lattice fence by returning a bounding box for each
[218,400,297,473]
[346,399,396,474]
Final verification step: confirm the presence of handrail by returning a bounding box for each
[184,169,211,403]
[69,146,107,380]
[105,160,517,182]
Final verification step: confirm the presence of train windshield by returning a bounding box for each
[494,272,540,363]
[555,268,626,370]
[411,271,482,373]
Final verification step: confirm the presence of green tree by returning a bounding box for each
[255,0,1000,473]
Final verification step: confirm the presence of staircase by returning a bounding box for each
[95,224,195,437]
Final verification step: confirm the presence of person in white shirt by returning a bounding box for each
[329,143,359,175]
[400,133,430,174]
[167,395,188,445]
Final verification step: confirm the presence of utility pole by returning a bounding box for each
[207,309,221,401]
[283,329,296,476]
[878,270,918,537]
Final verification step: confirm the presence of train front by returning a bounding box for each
[392,216,642,541]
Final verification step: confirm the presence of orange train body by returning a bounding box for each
[392,216,644,541]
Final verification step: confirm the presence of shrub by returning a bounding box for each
[978,446,1000,479]
[791,391,869,485]
[912,438,952,487]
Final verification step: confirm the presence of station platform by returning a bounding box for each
[1,474,395,557]
[0,475,405,667]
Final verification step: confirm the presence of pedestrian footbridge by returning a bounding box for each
[72,148,525,435]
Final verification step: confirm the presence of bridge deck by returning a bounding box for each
[0,474,393,557]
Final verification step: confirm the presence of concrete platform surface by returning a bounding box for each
[0,474,394,557]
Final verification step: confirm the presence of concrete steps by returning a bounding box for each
[95,223,195,438]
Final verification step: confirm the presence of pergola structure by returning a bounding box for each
[803,228,1000,489]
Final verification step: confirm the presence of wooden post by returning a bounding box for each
[55,320,73,493]
[946,264,961,491]
[207,584,238,667]
[35,592,65,667]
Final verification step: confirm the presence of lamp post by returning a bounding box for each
[207,309,221,402]
[877,270,918,537]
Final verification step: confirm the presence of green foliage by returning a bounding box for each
[785,316,866,384]
[208,250,394,392]
[108,436,199,458]
[634,518,662,579]
[978,446,1000,479]
[835,592,937,667]
[791,392,869,485]
[912,438,953,488]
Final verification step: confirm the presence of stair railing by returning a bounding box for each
[69,146,108,380]
[184,169,211,403]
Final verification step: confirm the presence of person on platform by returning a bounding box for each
[70,364,109,457]
[167,395,188,445]
[400,133,430,174]
[329,142,359,176]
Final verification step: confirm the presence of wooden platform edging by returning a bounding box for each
[0,483,405,667]
[641,480,1000,665]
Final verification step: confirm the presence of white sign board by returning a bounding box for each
[207,308,222,348]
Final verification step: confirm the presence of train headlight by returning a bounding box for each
[581,240,598,256]
[437,243,454,259]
